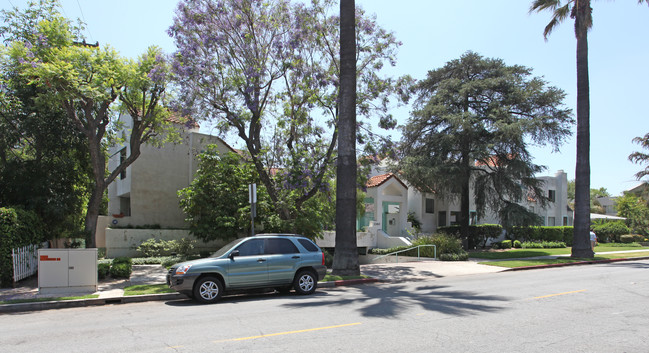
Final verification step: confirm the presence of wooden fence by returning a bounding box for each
[12,242,49,284]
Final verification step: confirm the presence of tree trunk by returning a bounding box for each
[572,2,594,258]
[332,0,359,276]
[460,149,471,249]
[84,123,107,249]
[84,184,104,248]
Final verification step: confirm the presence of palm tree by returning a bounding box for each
[332,0,360,276]
[629,133,649,181]
[530,0,648,258]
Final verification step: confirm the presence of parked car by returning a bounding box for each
[167,234,327,303]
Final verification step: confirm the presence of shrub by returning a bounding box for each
[439,251,469,261]
[500,240,512,249]
[0,207,45,287]
[513,240,522,248]
[541,241,567,248]
[521,241,566,249]
[110,262,132,278]
[605,242,641,247]
[592,221,630,243]
[169,238,197,257]
[437,224,502,249]
[323,249,333,268]
[522,242,543,249]
[112,257,132,265]
[162,256,184,269]
[136,238,172,257]
[620,234,645,243]
[98,263,111,279]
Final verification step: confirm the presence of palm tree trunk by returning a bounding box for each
[572,4,594,258]
[332,0,360,276]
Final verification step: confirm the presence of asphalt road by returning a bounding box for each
[2,260,648,353]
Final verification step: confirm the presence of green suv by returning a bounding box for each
[167,234,327,303]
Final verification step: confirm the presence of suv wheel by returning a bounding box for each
[194,276,223,304]
[293,270,317,295]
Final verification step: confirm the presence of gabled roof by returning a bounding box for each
[366,173,408,190]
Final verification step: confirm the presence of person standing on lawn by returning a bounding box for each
[590,230,598,250]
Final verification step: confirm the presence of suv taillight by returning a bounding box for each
[322,252,325,265]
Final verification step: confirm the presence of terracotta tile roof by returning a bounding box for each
[366,173,407,190]
[475,154,517,167]
[167,112,200,129]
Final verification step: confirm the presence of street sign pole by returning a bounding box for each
[249,183,257,236]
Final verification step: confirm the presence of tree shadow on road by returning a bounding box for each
[360,265,444,282]
[282,283,509,318]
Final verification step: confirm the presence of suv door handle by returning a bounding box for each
[257,258,267,263]
[292,256,300,259]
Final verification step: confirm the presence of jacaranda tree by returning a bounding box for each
[6,1,174,247]
[168,0,405,235]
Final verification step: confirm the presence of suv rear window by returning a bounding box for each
[298,238,320,252]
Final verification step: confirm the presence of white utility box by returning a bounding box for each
[38,248,98,294]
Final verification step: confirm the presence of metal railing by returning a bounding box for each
[371,244,437,263]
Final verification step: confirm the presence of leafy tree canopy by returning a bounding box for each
[169,0,407,226]
[178,148,335,241]
[615,192,649,236]
[3,0,174,246]
[0,0,92,237]
[398,52,573,237]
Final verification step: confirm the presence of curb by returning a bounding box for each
[318,278,380,288]
[0,293,186,314]
[503,256,649,271]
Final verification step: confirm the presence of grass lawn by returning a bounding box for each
[123,284,176,296]
[0,294,99,305]
[470,245,649,260]
[481,251,649,268]
[322,273,369,282]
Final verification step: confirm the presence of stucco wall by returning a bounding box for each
[105,228,227,258]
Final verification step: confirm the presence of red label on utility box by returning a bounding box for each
[40,255,61,261]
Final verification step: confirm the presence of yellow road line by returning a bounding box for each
[213,322,362,343]
[533,289,587,299]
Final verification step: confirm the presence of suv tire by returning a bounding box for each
[194,276,223,304]
[293,270,317,295]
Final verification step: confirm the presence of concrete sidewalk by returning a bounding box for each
[2,251,648,313]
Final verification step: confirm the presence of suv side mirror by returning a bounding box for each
[229,250,240,259]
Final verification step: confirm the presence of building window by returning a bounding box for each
[119,197,131,216]
[548,216,556,226]
[438,211,446,227]
[548,189,556,202]
[563,216,568,226]
[470,211,477,225]
[119,148,127,180]
[450,211,461,226]
[425,198,434,213]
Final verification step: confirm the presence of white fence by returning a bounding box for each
[12,242,49,284]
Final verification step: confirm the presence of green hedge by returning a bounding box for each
[437,224,503,249]
[509,226,574,246]
[0,207,45,287]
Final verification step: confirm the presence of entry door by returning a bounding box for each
[383,202,401,237]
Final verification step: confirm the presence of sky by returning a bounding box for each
[2,0,648,196]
